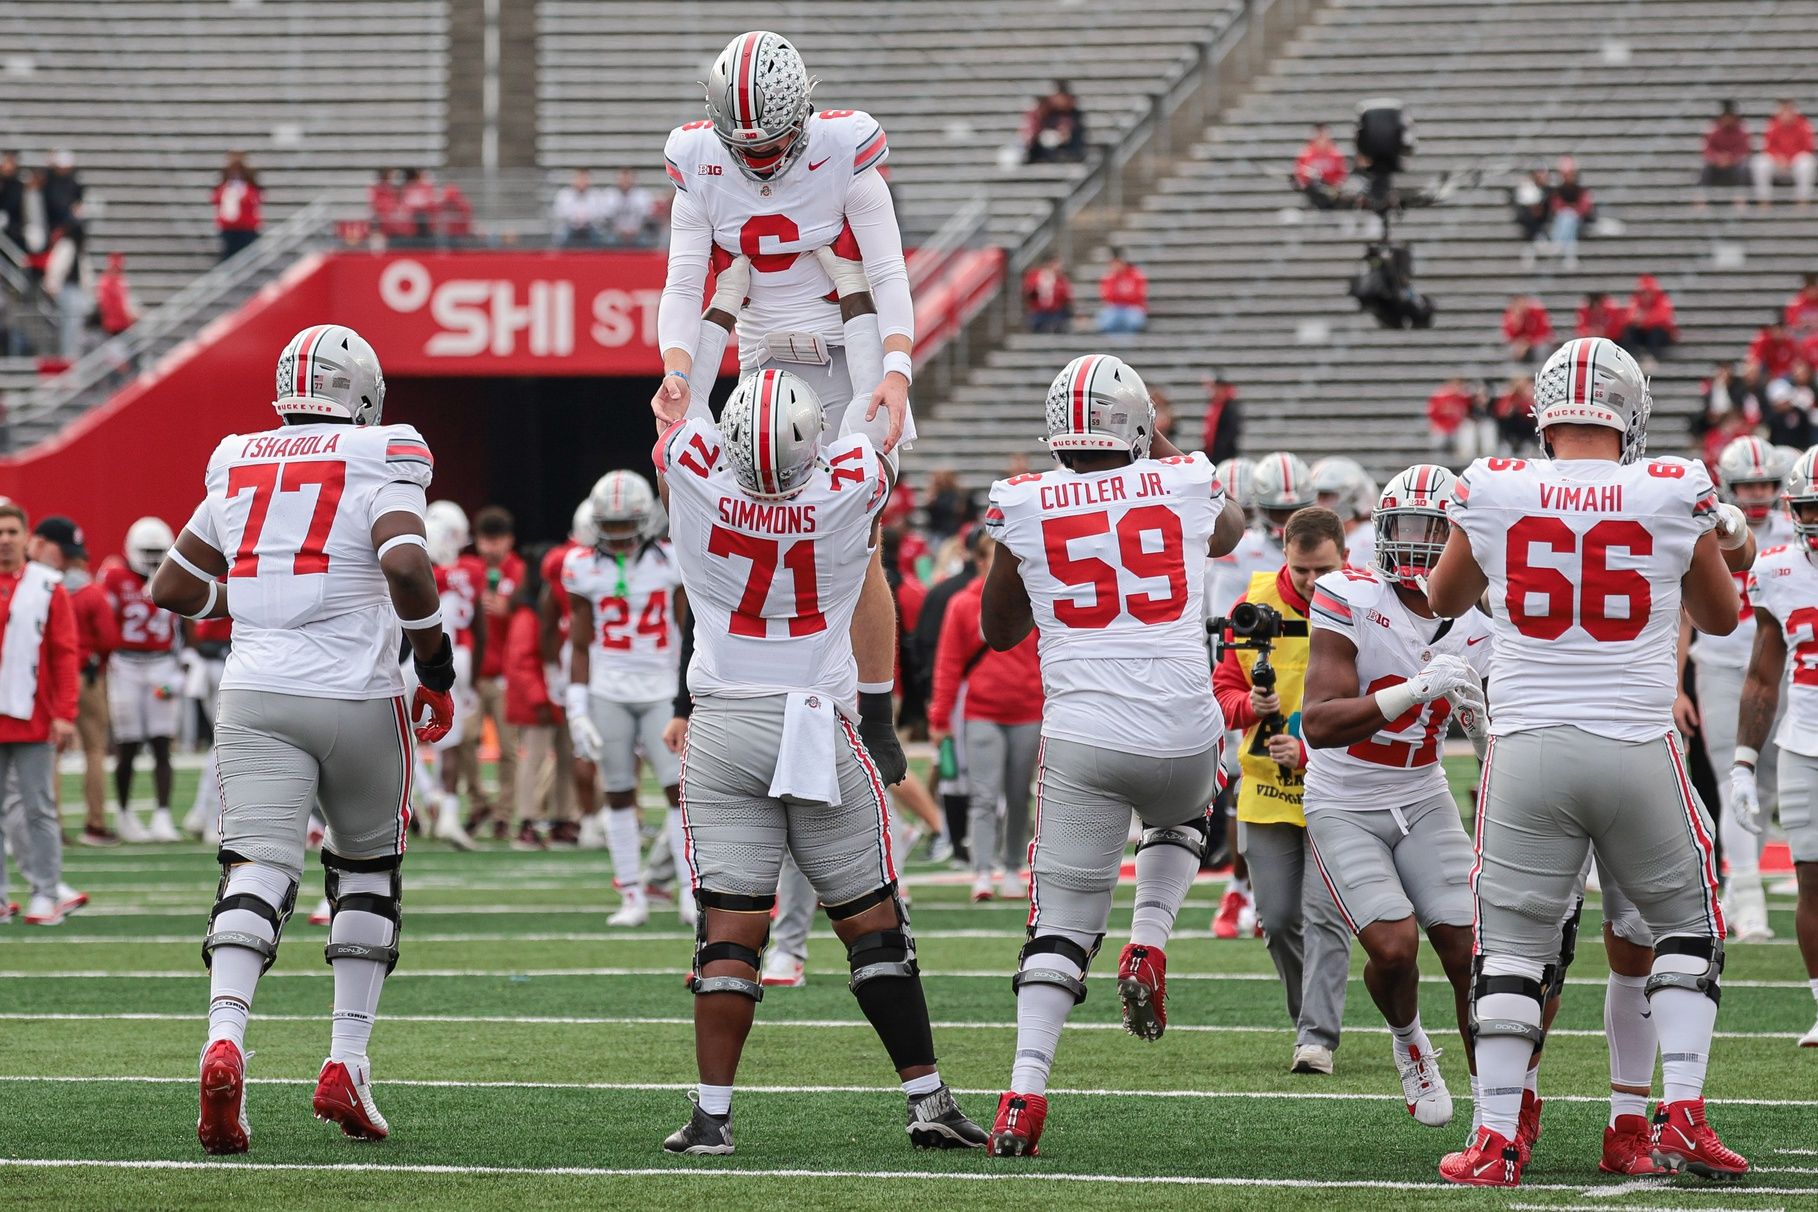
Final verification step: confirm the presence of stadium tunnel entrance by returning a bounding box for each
[386,373,737,543]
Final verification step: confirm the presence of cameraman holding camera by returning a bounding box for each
[1212,507,1354,1074]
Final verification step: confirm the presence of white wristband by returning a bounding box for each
[376,533,429,561]
[1733,745,1760,769]
[1373,681,1419,721]
[565,682,592,722]
[882,350,913,384]
[181,580,220,622]
[397,605,443,631]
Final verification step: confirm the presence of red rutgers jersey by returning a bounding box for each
[1451,455,1718,742]
[100,562,176,654]
[436,554,485,651]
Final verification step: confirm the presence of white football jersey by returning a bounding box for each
[1745,542,1818,758]
[562,540,685,704]
[1304,567,1493,813]
[1452,455,1718,742]
[665,109,889,370]
[1691,510,1794,670]
[189,422,434,700]
[1207,526,1281,618]
[986,453,1225,757]
[657,416,889,718]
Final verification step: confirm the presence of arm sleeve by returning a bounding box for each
[657,190,714,359]
[370,480,429,524]
[846,169,914,343]
[184,500,222,553]
[44,588,79,722]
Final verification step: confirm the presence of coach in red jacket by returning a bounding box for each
[0,504,79,925]
[929,544,1043,902]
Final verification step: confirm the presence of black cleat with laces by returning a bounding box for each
[662,1091,734,1155]
[906,1083,988,1149]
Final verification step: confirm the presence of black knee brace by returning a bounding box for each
[689,888,774,1002]
[1468,954,1554,1047]
[1553,895,1585,992]
[836,886,935,1072]
[201,852,298,976]
[1135,816,1210,861]
[1646,935,1724,1006]
[1011,932,1101,1005]
[321,851,403,976]
[825,881,900,922]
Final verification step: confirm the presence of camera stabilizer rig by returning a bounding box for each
[1208,601,1300,781]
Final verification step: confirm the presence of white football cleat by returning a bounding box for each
[1798,1015,1818,1048]
[761,950,806,988]
[577,812,607,850]
[148,812,183,843]
[433,805,476,851]
[308,897,332,926]
[22,893,62,926]
[607,897,649,928]
[115,810,152,843]
[1725,879,1775,942]
[676,894,698,927]
[999,870,1029,900]
[1291,1044,1334,1075]
[1237,901,1260,937]
[56,884,88,915]
[1396,1043,1453,1126]
[313,1056,389,1140]
[970,875,995,903]
[183,804,207,837]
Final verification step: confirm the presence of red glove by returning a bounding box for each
[411,685,454,745]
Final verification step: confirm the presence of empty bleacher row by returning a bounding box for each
[912,0,1818,487]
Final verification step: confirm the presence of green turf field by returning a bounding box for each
[3,760,1814,1211]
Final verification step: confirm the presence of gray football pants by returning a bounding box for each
[214,690,412,880]
[0,742,58,902]
[1475,727,1722,963]
[1241,818,1354,1051]
[967,719,1040,878]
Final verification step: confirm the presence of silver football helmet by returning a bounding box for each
[1044,354,1155,463]
[425,500,470,567]
[1251,451,1315,538]
[722,368,825,499]
[571,499,602,549]
[1716,434,1785,524]
[124,516,174,578]
[1783,447,1818,556]
[1216,457,1256,515]
[1532,337,1652,464]
[589,470,656,552]
[704,31,817,182]
[273,324,386,425]
[1375,465,1457,592]
[1311,456,1377,520]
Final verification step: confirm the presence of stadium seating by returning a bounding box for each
[0,0,449,304]
[913,0,1818,487]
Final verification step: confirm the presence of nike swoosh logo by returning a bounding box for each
[808,158,830,171]
[1640,1010,1652,1019]
[1467,635,1487,646]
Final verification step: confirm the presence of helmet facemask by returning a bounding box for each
[1375,507,1450,592]
[704,32,817,184]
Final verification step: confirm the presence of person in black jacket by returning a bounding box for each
[909,526,990,849]
[0,152,24,251]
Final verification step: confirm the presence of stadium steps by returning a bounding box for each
[911,0,1818,489]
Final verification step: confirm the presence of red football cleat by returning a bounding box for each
[1212,888,1247,939]
[1514,1089,1543,1165]
[1600,1114,1673,1176]
[1440,1126,1523,1187]
[197,1038,250,1155]
[1117,943,1167,1041]
[313,1058,390,1141]
[988,1091,1048,1157]
[1652,1098,1748,1180]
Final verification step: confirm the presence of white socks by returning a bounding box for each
[1468,1074,1483,1132]
[1474,955,1547,1138]
[1389,1011,1432,1060]
[901,1071,943,1098]
[1809,977,1818,1007]
[327,870,396,1065]
[698,1083,733,1117]
[605,807,646,904]
[1603,971,1656,1097]
[205,863,294,1050]
[1654,991,1717,1103]
[1009,929,1094,1097]
[1130,840,1200,949]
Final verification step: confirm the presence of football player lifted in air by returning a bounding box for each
[978,355,1248,1157]
[652,367,985,1155]
[151,325,456,1154]
[1301,464,1490,1129]
[563,470,691,927]
[1428,336,1755,1185]
[1733,445,1818,1048]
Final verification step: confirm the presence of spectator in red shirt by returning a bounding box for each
[1427,377,1491,463]
[1745,313,1801,391]
[928,540,1043,901]
[440,179,474,241]
[1699,100,1752,204]
[93,252,139,337]
[399,168,440,243]
[1785,272,1818,344]
[370,168,409,240]
[1754,97,1816,206]
[472,505,524,835]
[1623,274,1679,366]
[212,151,262,262]
[1293,122,1350,209]
[1095,248,1148,333]
[0,504,80,924]
[30,515,114,849]
[1548,157,1595,269]
[1493,375,1538,455]
[1202,370,1242,463]
[1023,255,1073,334]
[503,550,564,849]
[1575,290,1630,343]
[1502,292,1554,363]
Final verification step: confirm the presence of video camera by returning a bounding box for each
[1209,602,1295,777]
[1347,99,1436,330]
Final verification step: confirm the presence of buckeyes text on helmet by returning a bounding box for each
[1531,337,1652,465]
[704,31,818,183]
[722,368,826,499]
[273,325,386,426]
[1044,354,1156,464]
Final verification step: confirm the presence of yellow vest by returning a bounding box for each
[1234,569,1312,827]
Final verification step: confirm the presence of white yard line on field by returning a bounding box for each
[0,1010,1806,1044]
[0,1155,1816,1197]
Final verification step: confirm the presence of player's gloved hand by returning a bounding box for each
[1446,680,1491,760]
[1375,655,1473,720]
[813,245,870,299]
[1715,502,1751,550]
[566,683,602,762]
[858,690,908,785]
[709,253,753,313]
[410,634,458,744]
[1729,762,1765,834]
